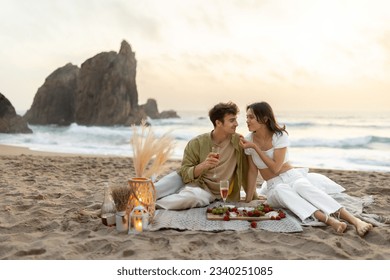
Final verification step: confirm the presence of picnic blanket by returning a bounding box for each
[148,193,388,233]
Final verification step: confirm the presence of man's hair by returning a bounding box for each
[209,101,239,127]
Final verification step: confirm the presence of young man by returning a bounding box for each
[155,101,253,210]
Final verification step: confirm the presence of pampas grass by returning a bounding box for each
[130,120,175,180]
[111,185,132,212]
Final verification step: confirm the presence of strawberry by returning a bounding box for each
[263,207,270,213]
[279,212,286,219]
[247,211,254,217]
[276,216,281,220]
[253,210,261,217]
[223,214,230,221]
[250,221,257,228]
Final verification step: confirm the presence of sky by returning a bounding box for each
[1,0,390,113]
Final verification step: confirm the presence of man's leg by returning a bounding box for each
[156,185,216,210]
[154,171,184,199]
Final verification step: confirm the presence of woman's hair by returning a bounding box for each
[246,101,287,135]
[209,101,239,127]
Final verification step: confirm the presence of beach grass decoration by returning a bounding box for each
[111,184,132,232]
[111,185,132,212]
[130,120,175,179]
[128,120,175,221]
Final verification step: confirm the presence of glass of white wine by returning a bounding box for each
[211,146,220,178]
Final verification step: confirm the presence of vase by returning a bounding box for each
[127,177,156,222]
[115,211,128,232]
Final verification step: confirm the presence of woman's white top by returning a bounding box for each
[244,131,290,169]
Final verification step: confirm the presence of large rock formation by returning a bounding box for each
[75,41,142,125]
[24,63,79,125]
[23,40,178,126]
[141,99,180,119]
[0,93,32,133]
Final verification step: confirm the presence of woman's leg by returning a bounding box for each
[292,177,342,215]
[334,208,373,236]
[267,184,318,221]
[293,177,373,236]
[313,210,347,234]
[268,183,347,233]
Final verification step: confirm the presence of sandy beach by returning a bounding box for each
[0,144,389,260]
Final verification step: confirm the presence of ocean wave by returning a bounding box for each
[284,121,390,130]
[2,112,389,172]
[291,135,390,149]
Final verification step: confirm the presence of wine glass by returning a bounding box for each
[211,146,220,178]
[219,180,229,206]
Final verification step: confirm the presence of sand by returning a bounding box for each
[0,144,389,260]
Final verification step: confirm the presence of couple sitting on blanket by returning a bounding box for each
[155,101,373,237]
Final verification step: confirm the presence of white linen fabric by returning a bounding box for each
[258,168,346,195]
[155,171,216,210]
[264,168,342,222]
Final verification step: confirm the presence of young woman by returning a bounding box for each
[239,101,373,236]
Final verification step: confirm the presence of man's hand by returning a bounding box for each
[203,152,219,170]
[194,152,220,178]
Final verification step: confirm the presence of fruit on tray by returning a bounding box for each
[207,203,286,220]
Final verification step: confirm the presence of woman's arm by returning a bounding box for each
[240,137,287,175]
[245,154,258,202]
[253,145,287,174]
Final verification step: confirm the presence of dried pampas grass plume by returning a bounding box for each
[130,120,175,180]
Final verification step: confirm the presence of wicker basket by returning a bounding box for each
[127,177,156,222]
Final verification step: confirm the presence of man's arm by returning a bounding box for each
[179,137,218,183]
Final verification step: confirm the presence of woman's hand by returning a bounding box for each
[239,136,255,149]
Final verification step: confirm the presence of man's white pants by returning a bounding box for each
[154,171,215,210]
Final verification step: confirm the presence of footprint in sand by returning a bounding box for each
[15,248,46,257]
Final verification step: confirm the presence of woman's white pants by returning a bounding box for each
[266,169,342,222]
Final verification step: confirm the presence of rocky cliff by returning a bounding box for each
[24,40,178,126]
[74,41,141,125]
[24,63,79,125]
[0,93,32,133]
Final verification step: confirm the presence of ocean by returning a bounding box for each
[1,110,389,172]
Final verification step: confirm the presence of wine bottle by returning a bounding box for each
[101,183,116,226]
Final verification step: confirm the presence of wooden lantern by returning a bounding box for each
[127,177,156,222]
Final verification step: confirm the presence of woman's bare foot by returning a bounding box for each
[328,217,347,234]
[355,219,373,237]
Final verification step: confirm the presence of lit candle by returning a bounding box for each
[134,218,143,232]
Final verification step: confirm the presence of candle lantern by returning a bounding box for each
[127,177,156,222]
[128,205,149,234]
